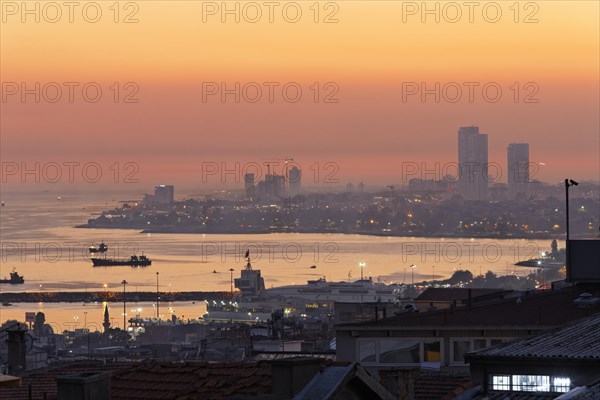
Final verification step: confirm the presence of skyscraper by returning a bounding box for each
[507,143,530,200]
[244,173,255,199]
[154,185,174,205]
[458,126,488,201]
[288,166,301,196]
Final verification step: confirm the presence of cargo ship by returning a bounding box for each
[91,255,152,267]
[89,242,152,267]
[0,268,25,284]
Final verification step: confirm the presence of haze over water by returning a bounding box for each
[1,190,553,295]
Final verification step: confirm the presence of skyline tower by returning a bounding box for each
[288,166,301,196]
[508,143,530,200]
[458,126,489,201]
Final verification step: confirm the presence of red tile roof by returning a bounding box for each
[0,361,134,400]
[0,360,273,400]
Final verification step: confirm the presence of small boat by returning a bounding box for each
[2,302,13,307]
[0,268,25,284]
[88,242,108,253]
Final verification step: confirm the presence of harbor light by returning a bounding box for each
[359,261,366,280]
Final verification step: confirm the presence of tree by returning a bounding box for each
[33,312,46,334]
[448,270,473,284]
[485,271,497,281]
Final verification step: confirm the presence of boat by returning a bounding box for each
[88,242,108,253]
[0,268,25,284]
[514,241,566,269]
[92,255,151,267]
[203,251,402,322]
[514,258,564,268]
[89,241,151,266]
[266,277,401,303]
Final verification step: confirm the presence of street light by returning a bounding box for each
[229,268,235,295]
[359,262,366,280]
[431,266,435,284]
[410,264,416,286]
[121,280,128,330]
[565,179,578,278]
[403,268,407,284]
[83,311,87,329]
[156,272,160,320]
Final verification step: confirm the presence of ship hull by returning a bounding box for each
[92,258,151,267]
[0,279,24,284]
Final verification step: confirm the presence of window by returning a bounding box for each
[423,341,441,362]
[452,340,471,363]
[379,339,420,363]
[358,341,376,362]
[490,375,510,391]
[473,339,487,350]
[513,375,550,392]
[489,375,571,393]
[552,377,571,393]
[356,339,442,365]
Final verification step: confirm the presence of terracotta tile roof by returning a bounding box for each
[111,360,272,400]
[378,369,474,400]
[414,371,473,400]
[0,361,133,400]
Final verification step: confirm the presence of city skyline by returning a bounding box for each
[2,2,599,188]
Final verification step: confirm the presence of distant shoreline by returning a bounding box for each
[0,291,230,303]
[75,224,560,240]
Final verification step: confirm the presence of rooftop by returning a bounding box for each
[467,313,600,361]
[337,285,600,330]
[415,287,507,303]
[111,360,272,400]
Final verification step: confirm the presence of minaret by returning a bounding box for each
[103,304,110,332]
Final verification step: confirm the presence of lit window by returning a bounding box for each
[512,375,550,392]
[490,375,510,391]
[552,377,571,393]
[423,341,441,362]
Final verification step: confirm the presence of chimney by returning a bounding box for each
[271,358,322,398]
[6,325,27,374]
[56,372,111,400]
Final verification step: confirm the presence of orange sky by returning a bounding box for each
[1,1,599,189]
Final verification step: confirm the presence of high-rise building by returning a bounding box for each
[458,126,488,201]
[154,185,174,205]
[288,166,301,196]
[244,173,255,199]
[507,143,530,200]
[259,174,285,199]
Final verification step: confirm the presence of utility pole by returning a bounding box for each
[564,179,579,279]
[121,280,128,330]
[229,268,235,295]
